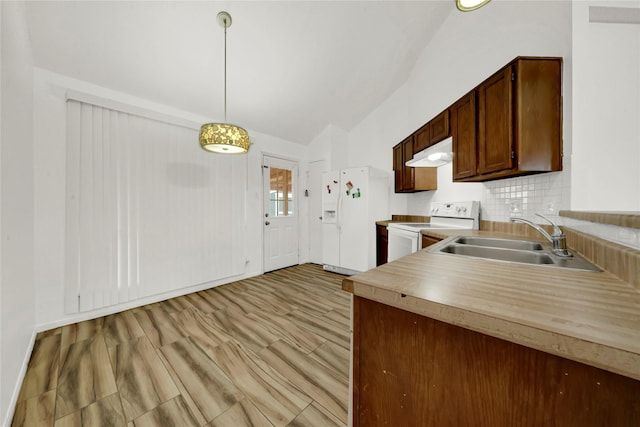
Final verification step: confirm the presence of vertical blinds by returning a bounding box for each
[65,99,246,313]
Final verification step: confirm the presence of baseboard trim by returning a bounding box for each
[35,270,262,334]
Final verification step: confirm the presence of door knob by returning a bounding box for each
[265,221,270,225]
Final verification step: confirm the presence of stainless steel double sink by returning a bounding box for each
[429,236,601,272]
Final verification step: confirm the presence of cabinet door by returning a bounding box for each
[354,298,640,427]
[451,92,477,180]
[514,58,563,172]
[376,225,388,266]
[429,110,450,145]
[354,297,419,426]
[392,143,404,193]
[478,66,514,175]
[414,123,431,153]
[402,137,414,191]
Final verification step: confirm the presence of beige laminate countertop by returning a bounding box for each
[343,229,640,381]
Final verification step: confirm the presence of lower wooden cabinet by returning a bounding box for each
[421,235,441,248]
[376,224,388,266]
[353,297,640,427]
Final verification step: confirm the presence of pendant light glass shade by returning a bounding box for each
[199,123,250,154]
[200,11,250,154]
[456,0,491,11]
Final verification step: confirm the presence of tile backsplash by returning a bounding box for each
[408,164,639,250]
[481,171,639,250]
[481,171,569,222]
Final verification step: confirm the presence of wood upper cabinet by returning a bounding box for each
[392,137,437,193]
[429,109,450,145]
[401,137,414,191]
[453,57,563,182]
[413,123,431,153]
[392,142,404,193]
[451,92,477,180]
[413,110,450,154]
[478,66,514,175]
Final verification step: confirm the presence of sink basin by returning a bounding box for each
[430,236,601,272]
[452,236,544,251]
[440,244,554,265]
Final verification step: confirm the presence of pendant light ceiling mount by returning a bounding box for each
[199,10,250,154]
[217,10,232,28]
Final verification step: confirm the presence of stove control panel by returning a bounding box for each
[429,201,480,225]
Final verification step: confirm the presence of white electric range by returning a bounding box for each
[387,201,480,262]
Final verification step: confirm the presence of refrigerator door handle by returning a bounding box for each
[336,194,343,231]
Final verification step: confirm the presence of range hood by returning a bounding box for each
[405,136,453,167]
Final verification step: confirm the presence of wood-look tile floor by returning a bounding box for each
[12,264,350,427]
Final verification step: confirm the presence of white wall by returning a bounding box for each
[308,125,333,166]
[344,0,573,219]
[347,83,411,217]
[571,0,640,210]
[1,2,36,424]
[32,69,309,331]
[308,124,351,173]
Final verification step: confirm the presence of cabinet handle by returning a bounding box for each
[265,221,270,226]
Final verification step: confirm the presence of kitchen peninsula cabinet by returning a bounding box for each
[352,296,640,426]
[453,57,563,182]
[392,137,437,193]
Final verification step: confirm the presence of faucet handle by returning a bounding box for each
[534,213,563,237]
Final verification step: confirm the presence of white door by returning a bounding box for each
[263,155,299,272]
[308,160,325,264]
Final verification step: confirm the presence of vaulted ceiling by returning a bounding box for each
[25,1,454,144]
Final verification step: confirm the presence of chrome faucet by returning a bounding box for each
[510,214,572,257]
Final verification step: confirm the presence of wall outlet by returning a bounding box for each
[545,201,557,214]
[508,199,522,216]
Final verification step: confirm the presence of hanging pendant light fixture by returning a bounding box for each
[199,11,250,154]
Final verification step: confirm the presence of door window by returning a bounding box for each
[269,167,294,217]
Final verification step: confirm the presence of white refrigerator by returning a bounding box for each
[322,166,389,275]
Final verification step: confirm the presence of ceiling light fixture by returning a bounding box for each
[456,0,491,12]
[199,11,250,154]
